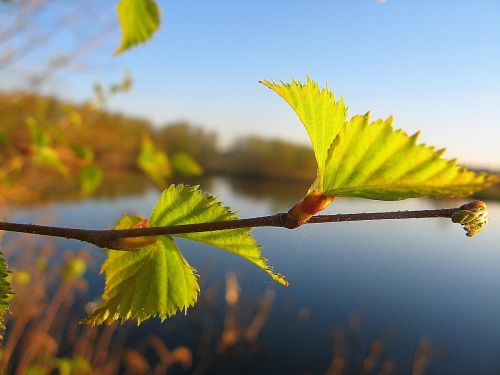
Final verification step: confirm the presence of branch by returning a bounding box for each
[0,204,467,250]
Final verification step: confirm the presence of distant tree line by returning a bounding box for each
[1,92,498,205]
[0,92,320,203]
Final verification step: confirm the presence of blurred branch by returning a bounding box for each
[0,205,462,250]
[0,0,46,43]
[0,0,115,91]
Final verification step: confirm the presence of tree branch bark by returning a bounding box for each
[0,205,462,250]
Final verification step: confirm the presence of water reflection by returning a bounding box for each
[3,176,500,374]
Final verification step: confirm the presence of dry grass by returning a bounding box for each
[0,230,435,375]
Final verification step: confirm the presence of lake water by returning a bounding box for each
[6,176,500,374]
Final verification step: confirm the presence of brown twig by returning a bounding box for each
[0,206,460,250]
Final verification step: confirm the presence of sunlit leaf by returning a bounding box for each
[73,145,95,163]
[12,269,31,285]
[27,355,91,375]
[82,215,199,326]
[32,145,68,176]
[150,184,288,286]
[26,116,68,176]
[171,151,203,176]
[110,73,133,93]
[0,250,12,340]
[263,77,498,202]
[62,256,87,281]
[80,165,103,196]
[0,155,23,185]
[85,184,287,325]
[55,357,92,375]
[115,0,161,54]
[137,135,171,186]
[26,116,50,147]
[260,77,347,188]
[67,110,83,127]
[323,114,499,199]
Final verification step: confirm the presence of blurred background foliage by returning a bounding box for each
[0,88,326,205]
[1,1,499,374]
[1,89,498,206]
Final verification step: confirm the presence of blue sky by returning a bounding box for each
[5,0,500,168]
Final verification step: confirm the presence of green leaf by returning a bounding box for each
[115,0,161,54]
[55,356,92,375]
[323,114,498,199]
[85,185,287,325]
[137,135,171,186]
[26,116,68,175]
[0,250,12,340]
[73,145,95,163]
[263,77,498,201]
[26,116,51,147]
[171,151,204,176]
[12,269,31,285]
[80,165,104,196]
[62,256,87,281]
[32,145,68,176]
[27,356,91,375]
[83,215,199,326]
[261,77,347,187]
[150,184,288,286]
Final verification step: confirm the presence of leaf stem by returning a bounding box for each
[0,206,460,250]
